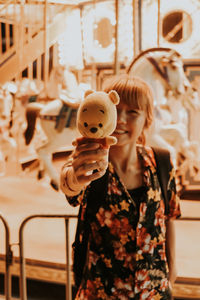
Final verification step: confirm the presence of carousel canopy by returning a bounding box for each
[34,0,98,4]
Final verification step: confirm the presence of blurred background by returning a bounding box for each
[0,0,200,299]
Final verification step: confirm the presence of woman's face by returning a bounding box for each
[113,101,146,146]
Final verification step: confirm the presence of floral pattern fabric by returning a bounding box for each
[67,146,181,300]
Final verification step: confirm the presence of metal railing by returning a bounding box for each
[0,213,13,300]
[0,211,199,299]
[0,213,77,300]
[18,214,76,300]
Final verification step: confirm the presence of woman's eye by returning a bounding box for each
[128,110,139,115]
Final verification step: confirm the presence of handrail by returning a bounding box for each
[177,216,200,221]
[0,1,69,84]
[0,214,13,300]
[0,0,14,14]
[0,47,16,66]
[18,214,77,300]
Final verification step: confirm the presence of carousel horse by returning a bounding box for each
[0,86,17,175]
[127,47,200,180]
[22,66,91,191]
[16,64,89,104]
[24,96,80,190]
[21,65,91,191]
[40,65,89,101]
[0,85,14,120]
[15,65,89,153]
[15,66,64,104]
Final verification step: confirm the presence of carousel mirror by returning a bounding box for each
[93,17,114,48]
[162,10,192,43]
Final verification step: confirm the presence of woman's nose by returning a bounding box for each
[117,109,126,123]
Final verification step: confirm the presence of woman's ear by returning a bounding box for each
[137,130,146,145]
[144,112,153,130]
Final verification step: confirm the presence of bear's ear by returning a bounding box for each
[84,89,94,98]
[108,90,120,105]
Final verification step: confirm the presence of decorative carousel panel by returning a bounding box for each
[141,0,159,49]
[81,0,133,65]
[82,1,115,64]
[117,0,134,66]
[141,0,200,59]
[184,62,200,145]
[58,9,84,69]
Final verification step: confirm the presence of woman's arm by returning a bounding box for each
[166,219,177,285]
[60,139,109,198]
[60,161,86,197]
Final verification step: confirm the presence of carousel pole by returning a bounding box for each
[114,0,119,75]
[91,0,97,90]
[138,0,142,52]
[157,0,160,46]
[17,0,25,81]
[133,0,140,57]
[44,0,49,90]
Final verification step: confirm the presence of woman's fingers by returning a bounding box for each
[73,142,100,157]
[70,141,109,186]
[77,168,106,185]
[73,148,108,171]
[72,158,108,186]
[74,159,108,177]
[74,146,107,160]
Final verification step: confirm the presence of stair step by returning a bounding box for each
[181,186,200,200]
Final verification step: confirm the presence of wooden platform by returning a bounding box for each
[0,155,200,299]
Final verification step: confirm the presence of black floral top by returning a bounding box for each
[67,146,181,299]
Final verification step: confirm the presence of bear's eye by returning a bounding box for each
[99,123,103,128]
[84,122,88,127]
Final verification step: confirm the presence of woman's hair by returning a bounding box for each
[103,74,154,130]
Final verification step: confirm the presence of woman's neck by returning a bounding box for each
[109,143,138,173]
[109,143,143,189]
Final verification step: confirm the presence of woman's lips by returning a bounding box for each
[114,129,128,134]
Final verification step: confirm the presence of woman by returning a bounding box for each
[60,75,181,299]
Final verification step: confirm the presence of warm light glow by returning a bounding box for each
[58,9,83,69]
[82,0,133,64]
[82,2,116,64]
[142,0,200,59]
[141,1,159,49]
[160,0,200,58]
[57,1,134,66]
[118,0,134,66]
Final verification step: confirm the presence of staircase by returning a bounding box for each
[0,0,74,85]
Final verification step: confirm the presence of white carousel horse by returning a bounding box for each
[42,65,89,101]
[14,65,90,152]
[0,86,13,120]
[17,65,90,190]
[0,86,18,175]
[15,66,64,103]
[23,97,80,190]
[127,47,200,180]
[16,65,89,104]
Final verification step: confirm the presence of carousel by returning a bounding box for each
[0,0,200,299]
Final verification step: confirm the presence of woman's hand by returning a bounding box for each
[166,219,177,289]
[60,139,110,196]
[71,139,109,187]
[169,263,177,286]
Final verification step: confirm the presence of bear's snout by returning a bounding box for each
[90,127,98,133]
